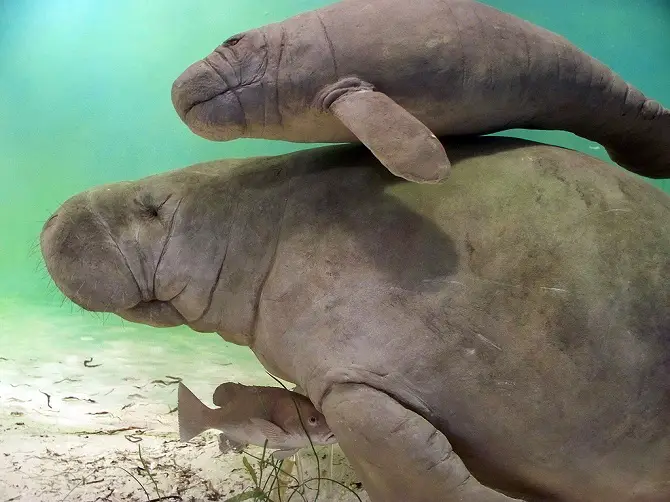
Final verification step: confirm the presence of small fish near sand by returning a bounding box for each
[178,381,336,459]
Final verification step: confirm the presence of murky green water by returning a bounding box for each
[0,2,668,500]
[1,0,668,374]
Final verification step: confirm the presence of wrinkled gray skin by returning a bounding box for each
[41,137,670,502]
[171,0,670,180]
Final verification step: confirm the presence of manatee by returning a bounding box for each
[41,137,670,502]
[171,0,670,183]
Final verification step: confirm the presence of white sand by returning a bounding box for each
[0,301,369,501]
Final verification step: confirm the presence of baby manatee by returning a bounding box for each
[172,0,670,183]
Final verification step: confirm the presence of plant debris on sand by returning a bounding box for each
[0,358,367,501]
[1,421,367,502]
[0,308,368,501]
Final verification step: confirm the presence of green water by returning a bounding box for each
[0,1,668,340]
[0,4,668,499]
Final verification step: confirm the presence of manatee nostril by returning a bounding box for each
[43,213,58,231]
[222,34,243,47]
[40,203,144,313]
[171,52,251,142]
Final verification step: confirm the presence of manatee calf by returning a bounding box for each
[171,0,670,183]
[41,138,669,501]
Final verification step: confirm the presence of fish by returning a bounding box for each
[177,381,337,458]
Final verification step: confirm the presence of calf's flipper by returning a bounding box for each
[318,77,451,184]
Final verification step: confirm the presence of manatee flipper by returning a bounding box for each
[317,77,451,184]
[321,384,523,502]
[601,101,670,179]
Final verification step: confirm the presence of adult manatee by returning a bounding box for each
[41,138,670,502]
[171,0,670,183]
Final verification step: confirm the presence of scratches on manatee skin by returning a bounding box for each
[473,332,502,352]
[316,13,339,80]
[389,416,412,434]
[571,207,634,226]
[540,286,568,293]
[154,197,183,298]
[274,28,285,128]
[446,3,466,93]
[250,177,294,339]
[193,199,239,326]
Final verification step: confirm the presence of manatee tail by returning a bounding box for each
[570,72,670,179]
[178,382,213,442]
[600,97,670,179]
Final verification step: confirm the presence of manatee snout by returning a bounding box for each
[40,195,143,312]
[171,59,248,141]
[41,185,208,328]
[172,30,273,142]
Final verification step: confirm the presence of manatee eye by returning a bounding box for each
[134,198,157,218]
[145,206,159,218]
[223,34,243,47]
[134,194,171,219]
[308,416,318,425]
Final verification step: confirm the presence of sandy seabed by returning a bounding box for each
[0,301,369,502]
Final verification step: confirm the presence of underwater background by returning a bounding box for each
[0,1,668,498]
[2,0,669,306]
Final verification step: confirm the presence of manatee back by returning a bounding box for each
[253,137,669,499]
[387,138,670,498]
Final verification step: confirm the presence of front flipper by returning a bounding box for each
[321,384,523,502]
[316,77,451,184]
